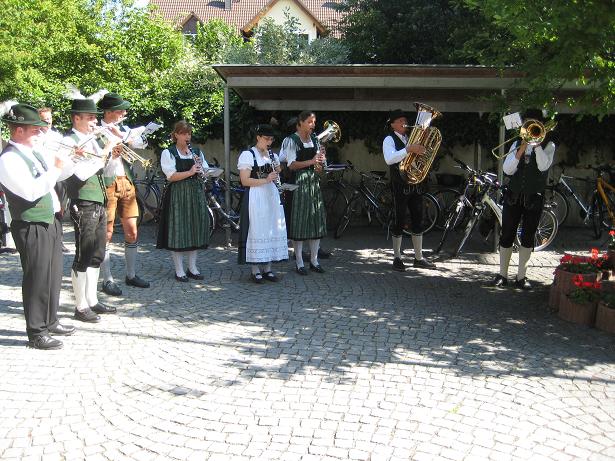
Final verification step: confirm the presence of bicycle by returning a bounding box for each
[335,161,440,239]
[442,160,558,257]
[544,165,615,238]
[133,167,166,226]
[203,175,242,235]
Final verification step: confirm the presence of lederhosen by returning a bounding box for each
[237,149,274,264]
[387,132,427,236]
[65,133,108,271]
[156,145,210,251]
[500,144,547,249]
[288,133,326,241]
[0,145,63,340]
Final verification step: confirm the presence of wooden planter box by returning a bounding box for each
[595,302,615,334]
[549,269,598,312]
[557,296,597,326]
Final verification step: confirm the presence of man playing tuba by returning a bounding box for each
[383,109,437,272]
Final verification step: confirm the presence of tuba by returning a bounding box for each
[399,103,442,185]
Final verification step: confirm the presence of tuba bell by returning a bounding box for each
[399,103,442,185]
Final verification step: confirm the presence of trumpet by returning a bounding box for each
[44,139,107,164]
[491,119,557,158]
[92,125,152,168]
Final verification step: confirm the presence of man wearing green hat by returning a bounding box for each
[0,103,75,349]
[98,92,150,296]
[63,98,120,323]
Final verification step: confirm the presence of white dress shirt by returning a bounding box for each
[382,132,408,165]
[101,120,147,178]
[280,134,313,166]
[62,129,106,181]
[503,140,556,176]
[160,147,208,180]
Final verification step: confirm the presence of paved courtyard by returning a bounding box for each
[1,223,614,461]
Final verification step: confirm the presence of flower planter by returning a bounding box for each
[549,269,598,312]
[595,302,615,334]
[608,249,615,270]
[557,296,597,326]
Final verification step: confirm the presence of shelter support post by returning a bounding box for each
[224,84,232,248]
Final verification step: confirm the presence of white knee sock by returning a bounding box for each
[85,267,100,307]
[172,252,185,277]
[517,246,533,280]
[263,262,272,273]
[125,242,137,279]
[188,250,199,274]
[71,270,88,312]
[392,236,402,259]
[499,245,514,278]
[309,239,320,265]
[251,264,261,275]
[293,241,304,268]
[411,234,423,260]
[101,249,113,283]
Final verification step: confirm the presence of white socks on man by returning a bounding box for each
[499,245,514,279]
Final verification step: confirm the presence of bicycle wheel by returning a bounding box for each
[434,199,466,254]
[544,186,569,226]
[432,188,460,230]
[591,192,605,239]
[454,210,482,257]
[208,206,216,239]
[135,180,162,224]
[335,198,356,239]
[372,183,393,227]
[417,193,440,235]
[515,209,559,251]
[322,183,349,231]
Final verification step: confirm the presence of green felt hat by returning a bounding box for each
[1,103,48,127]
[70,99,102,114]
[98,93,131,111]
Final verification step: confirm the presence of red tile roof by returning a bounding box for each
[150,0,344,36]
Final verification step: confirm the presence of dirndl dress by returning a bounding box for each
[238,148,288,264]
[156,146,210,251]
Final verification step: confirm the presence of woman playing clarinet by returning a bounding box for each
[157,121,210,281]
[280,111,327,275]
[237,124,288,283]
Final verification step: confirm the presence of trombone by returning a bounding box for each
[491,119,557,158]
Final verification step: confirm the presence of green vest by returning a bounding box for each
[506,146,547,195]
[0,145,55,224]
[68,132,106,203]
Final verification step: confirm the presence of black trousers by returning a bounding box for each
[391,183,423,236]
[70,200,107,272]
[11,218,63,340]
[500,191,544,248]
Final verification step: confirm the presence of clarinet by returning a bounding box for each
[267,149,284,205]
[188,142,206,181]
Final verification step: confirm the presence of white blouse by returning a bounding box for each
[237,147,279,171]
[160,147,208,180]
[280,134,314,166]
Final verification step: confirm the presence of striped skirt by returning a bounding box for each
[156,178,210,251]
[289,169,326,240]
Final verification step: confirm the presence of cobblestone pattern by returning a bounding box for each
[1,225,614,461]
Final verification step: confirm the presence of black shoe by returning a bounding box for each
[91,302,117,314]
[263,271,279,282]
[28,334,63,350]
[514,277,532,290]
[101,280,122,296]
[318,248,331,259]
[61,244,70,253]
[493,274,508,288]
[251,273,265,284]
[296,266,308,276]
[125,275,150,288]
[175,274,189,282]
[74,308,101,323]
[186,270,204,280]
[309,263,325,273]
[413,258,436,269]
[392,257,406,272]
[48,323,75,336]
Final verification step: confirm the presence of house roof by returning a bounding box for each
[150,0,344,35]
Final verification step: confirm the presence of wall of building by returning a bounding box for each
[263,0,319,41]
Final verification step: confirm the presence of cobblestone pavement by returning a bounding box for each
[1,223,614,461]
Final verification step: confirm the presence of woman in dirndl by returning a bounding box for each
[237,124,288,283]
[280,111,327,275]
[157,120,210,282]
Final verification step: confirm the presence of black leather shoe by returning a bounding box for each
[91,303,117,314]
[74,308,101,323]
[251,273,265,284]
[28,334,63,350]
[125,275,150,288]
[392,257,406,272]
[309,263,325,273]
[263,271,279,282]
[101,280,122,296]
[186,270,204,280]
[493,274,508,288]
[413,258,436,269]
[514,277,532,290]
[296,266,308,276]
[48,323,75,336]
[175,274,189,282]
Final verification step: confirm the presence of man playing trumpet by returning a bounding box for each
[98,93,150,296]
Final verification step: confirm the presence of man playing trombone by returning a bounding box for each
[98,92,150,296]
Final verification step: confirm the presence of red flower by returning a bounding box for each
[591,248,599,259]
[594,281,602,289]
[573,274,584,287]
[610,230,615,237]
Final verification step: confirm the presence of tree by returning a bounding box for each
[463,0,615,114]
